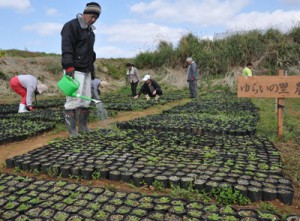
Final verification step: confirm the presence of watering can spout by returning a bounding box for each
[76,94,102,103]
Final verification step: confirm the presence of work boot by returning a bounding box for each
[155,95,160,101]
[65,109,79,137]
[78,107,90,133]
[18,103,29,113]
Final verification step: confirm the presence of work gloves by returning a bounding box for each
[65,67,75,79]
[26,105,36,111]
[134,94,151,101]
[145,94,150,101]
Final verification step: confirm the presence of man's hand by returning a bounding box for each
[65,67,75,78]
[152,90,157,96]
[26,105,36,111]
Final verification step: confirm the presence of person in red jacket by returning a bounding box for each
[9,74,48,113]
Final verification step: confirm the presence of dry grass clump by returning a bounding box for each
[0,57,62,95]
[210,68,241,90]
[159,67,188,89]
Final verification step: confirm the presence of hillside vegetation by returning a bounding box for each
[0,27,300,96]
[134,27,300,77]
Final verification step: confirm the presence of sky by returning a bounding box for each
[0,0,300,58]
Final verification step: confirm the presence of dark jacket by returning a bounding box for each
[61,14,96,72]
[138,79,162,97]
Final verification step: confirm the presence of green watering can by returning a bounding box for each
[57,74,101,103]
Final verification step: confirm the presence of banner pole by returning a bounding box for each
[277,69,284,139]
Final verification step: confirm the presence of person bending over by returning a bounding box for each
[9,74,48,113]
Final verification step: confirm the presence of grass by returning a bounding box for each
[252,99,278,138]
[252,97,300,185]
[253,98,300,143]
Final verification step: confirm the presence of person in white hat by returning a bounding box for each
[9,74,48,113]
[134,74,162,101]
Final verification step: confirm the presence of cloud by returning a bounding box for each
[227,10,300,32]
[130,0,250,27]
[98,20,188,46]
[95,45,137,58]
[0,0,31,11]
[46,8,60,17]
[22,22,62,36]
[96,20,192,58]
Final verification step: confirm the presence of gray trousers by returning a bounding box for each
[64,71,91,109]
[91,87,100,100]
[188,80,198,98]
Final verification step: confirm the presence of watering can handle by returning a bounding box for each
[64,73,80,86]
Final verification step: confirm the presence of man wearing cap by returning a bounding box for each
[134,74,162,101]
[126,63,140,97]
[61,2,101,137]
[186,57,199,98]
[9,74,48,113]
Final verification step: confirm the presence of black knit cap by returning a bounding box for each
[83,2,101,17]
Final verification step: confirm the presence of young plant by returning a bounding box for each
[212,187,250,205]
[92,171,101,179]
[208,213,221,220]
[152,180,164,191]
[170,183,210,202]
[258,202,280,215]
